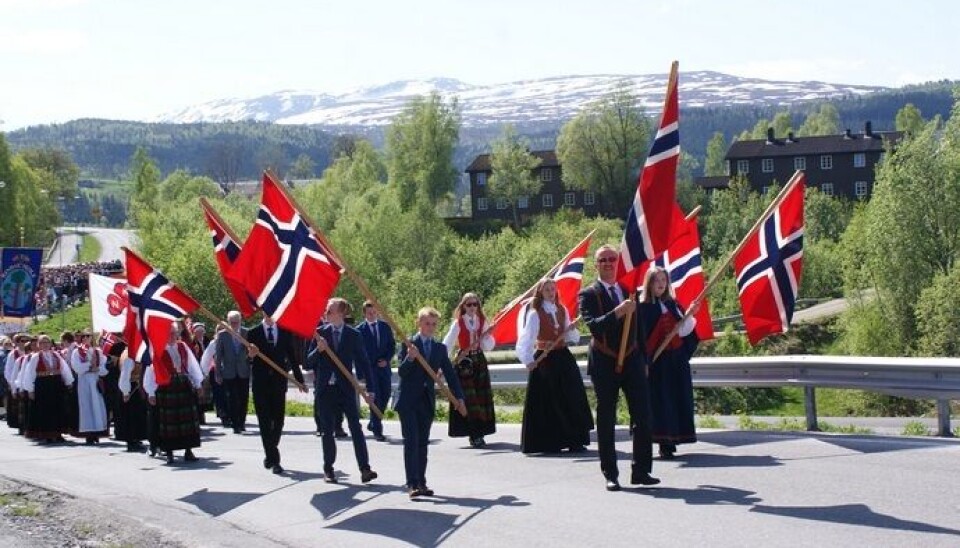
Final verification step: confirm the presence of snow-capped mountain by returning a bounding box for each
[156,72,887,127]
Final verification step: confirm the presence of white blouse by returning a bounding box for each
[20,351,75,393]
[442,314,495,354]
[70,346,108,378]
[118,357,139,397]
[516,302,580,366]
[142,344,204,397]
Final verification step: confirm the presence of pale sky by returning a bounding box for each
[2,0,957,130]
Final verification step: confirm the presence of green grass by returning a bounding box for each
[0,494,41,517]
[817,421,874,434]
[29,302,93,335]
[954,426,959,438]
[78,233,101,263]
[901,421,931,436]
[697,415,724,429]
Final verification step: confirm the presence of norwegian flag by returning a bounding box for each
[618,61,680,286]
[123,248,201,386]
[734,174,805,345]
[201,199,257,318]
[228,173,342,339]
[489,234,591,345]
[99,330,119,355]
[642,214,715,341]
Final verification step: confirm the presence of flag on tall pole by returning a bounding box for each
[618,61,681,286]
[489,234,592,345]
[642,213,714,341]
[200,198,257,318]
[123,248,201,386]
[734,174,805,345]
[228,174,342,339]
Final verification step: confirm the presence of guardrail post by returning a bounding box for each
[804,387,819,431]
[936,399,954,438]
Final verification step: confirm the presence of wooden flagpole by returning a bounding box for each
[121,246,307,391]
[650,171,805,362]
[199,198,376,409]
[531,316,581,368]
[483,228,596,337]
[263,171,466,416]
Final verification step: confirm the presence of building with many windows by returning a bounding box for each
[465,150,604,220]
[696,122,901,200]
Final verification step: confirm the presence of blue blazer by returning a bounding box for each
[394,334,464,412]
[356,319,396,369]
[305,324,372,395]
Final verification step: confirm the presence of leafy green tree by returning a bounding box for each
[386,93,461,211]
[129,147,160,226]
[19,148,80,199]
[771,111,794,138]
[797,104,840,136]
[487,125,542,229]
[289,153,316,180]
[704,131,728,176]
[915,262,960,356]
[895,103,924,134]
[299,140,386,232]
[0,134,16,245]
[556,80,651,214]
[158,170,221,203]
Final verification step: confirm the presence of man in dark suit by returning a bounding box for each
[214,311,250,433]
[247,316,305,474]
[396,307,466,499]
[356,301,396,442]
[578,244,660,491]
[306,298,378,485]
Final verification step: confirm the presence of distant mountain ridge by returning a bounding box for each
[157,71,889,127]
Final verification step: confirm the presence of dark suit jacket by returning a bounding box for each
[579,280,641,375]
[394,335,464,412]
[304,324,372,395]
[637,300,699,364]
[356,320,396,372]
[246,324,304,387]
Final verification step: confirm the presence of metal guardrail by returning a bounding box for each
[486,355,960,437]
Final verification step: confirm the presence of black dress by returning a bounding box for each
[521,345,594,454]
[638,300,699,448]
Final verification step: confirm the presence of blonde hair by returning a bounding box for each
[530,278,557,312]
[453,292,484,321]
[640,267,674,304]
[417,307,441,322]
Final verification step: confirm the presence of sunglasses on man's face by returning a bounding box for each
[597,257,618,264]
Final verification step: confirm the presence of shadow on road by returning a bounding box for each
[750,503,960,536]
[641,484,762,505]
[325,494,528,546]
[698,430,958,456]
[310,483,401,521]
[178,488,262,517]
[676,453,783,468]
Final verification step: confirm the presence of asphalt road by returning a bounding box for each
[2,416,959,547]
[44,226,136,266]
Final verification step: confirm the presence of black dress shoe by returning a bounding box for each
[605,479,622,492]
[360,469,378,483]
[374,434,386,442]
[408,487,422,499]
[184,449,199,462]
[417,485,434,497]
[166,451,175,464]
[567,445,587,453]
[334,429,348,438]
[323,470,337,484]
[263,458,272,469]
[630,473,661,486]
[272,464,284,475]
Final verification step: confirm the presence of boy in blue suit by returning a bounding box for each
[396,307,466,499]
[356,301,396,442]
[306,298,378,485]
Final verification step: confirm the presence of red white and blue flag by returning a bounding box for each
[618,61,680,287]
[228,173,342,339]
[642,213,715,341]
[123,248,201,386]
[489,234,591,345]
[734,174,805,345]
[201,200,258,318]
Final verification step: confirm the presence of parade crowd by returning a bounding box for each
[1,246,699,495]
[33,261,123,316]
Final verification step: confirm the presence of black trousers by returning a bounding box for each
[590,354,653,480]
[253,377,287,465]
[317,387,370,472]
[223,377,250,430]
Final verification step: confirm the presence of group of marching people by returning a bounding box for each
[1,242,700,494]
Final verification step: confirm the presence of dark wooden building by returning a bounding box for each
[465,150,604,220]
[696,122,901,200]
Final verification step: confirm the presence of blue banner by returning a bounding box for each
[1,247,43,318]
